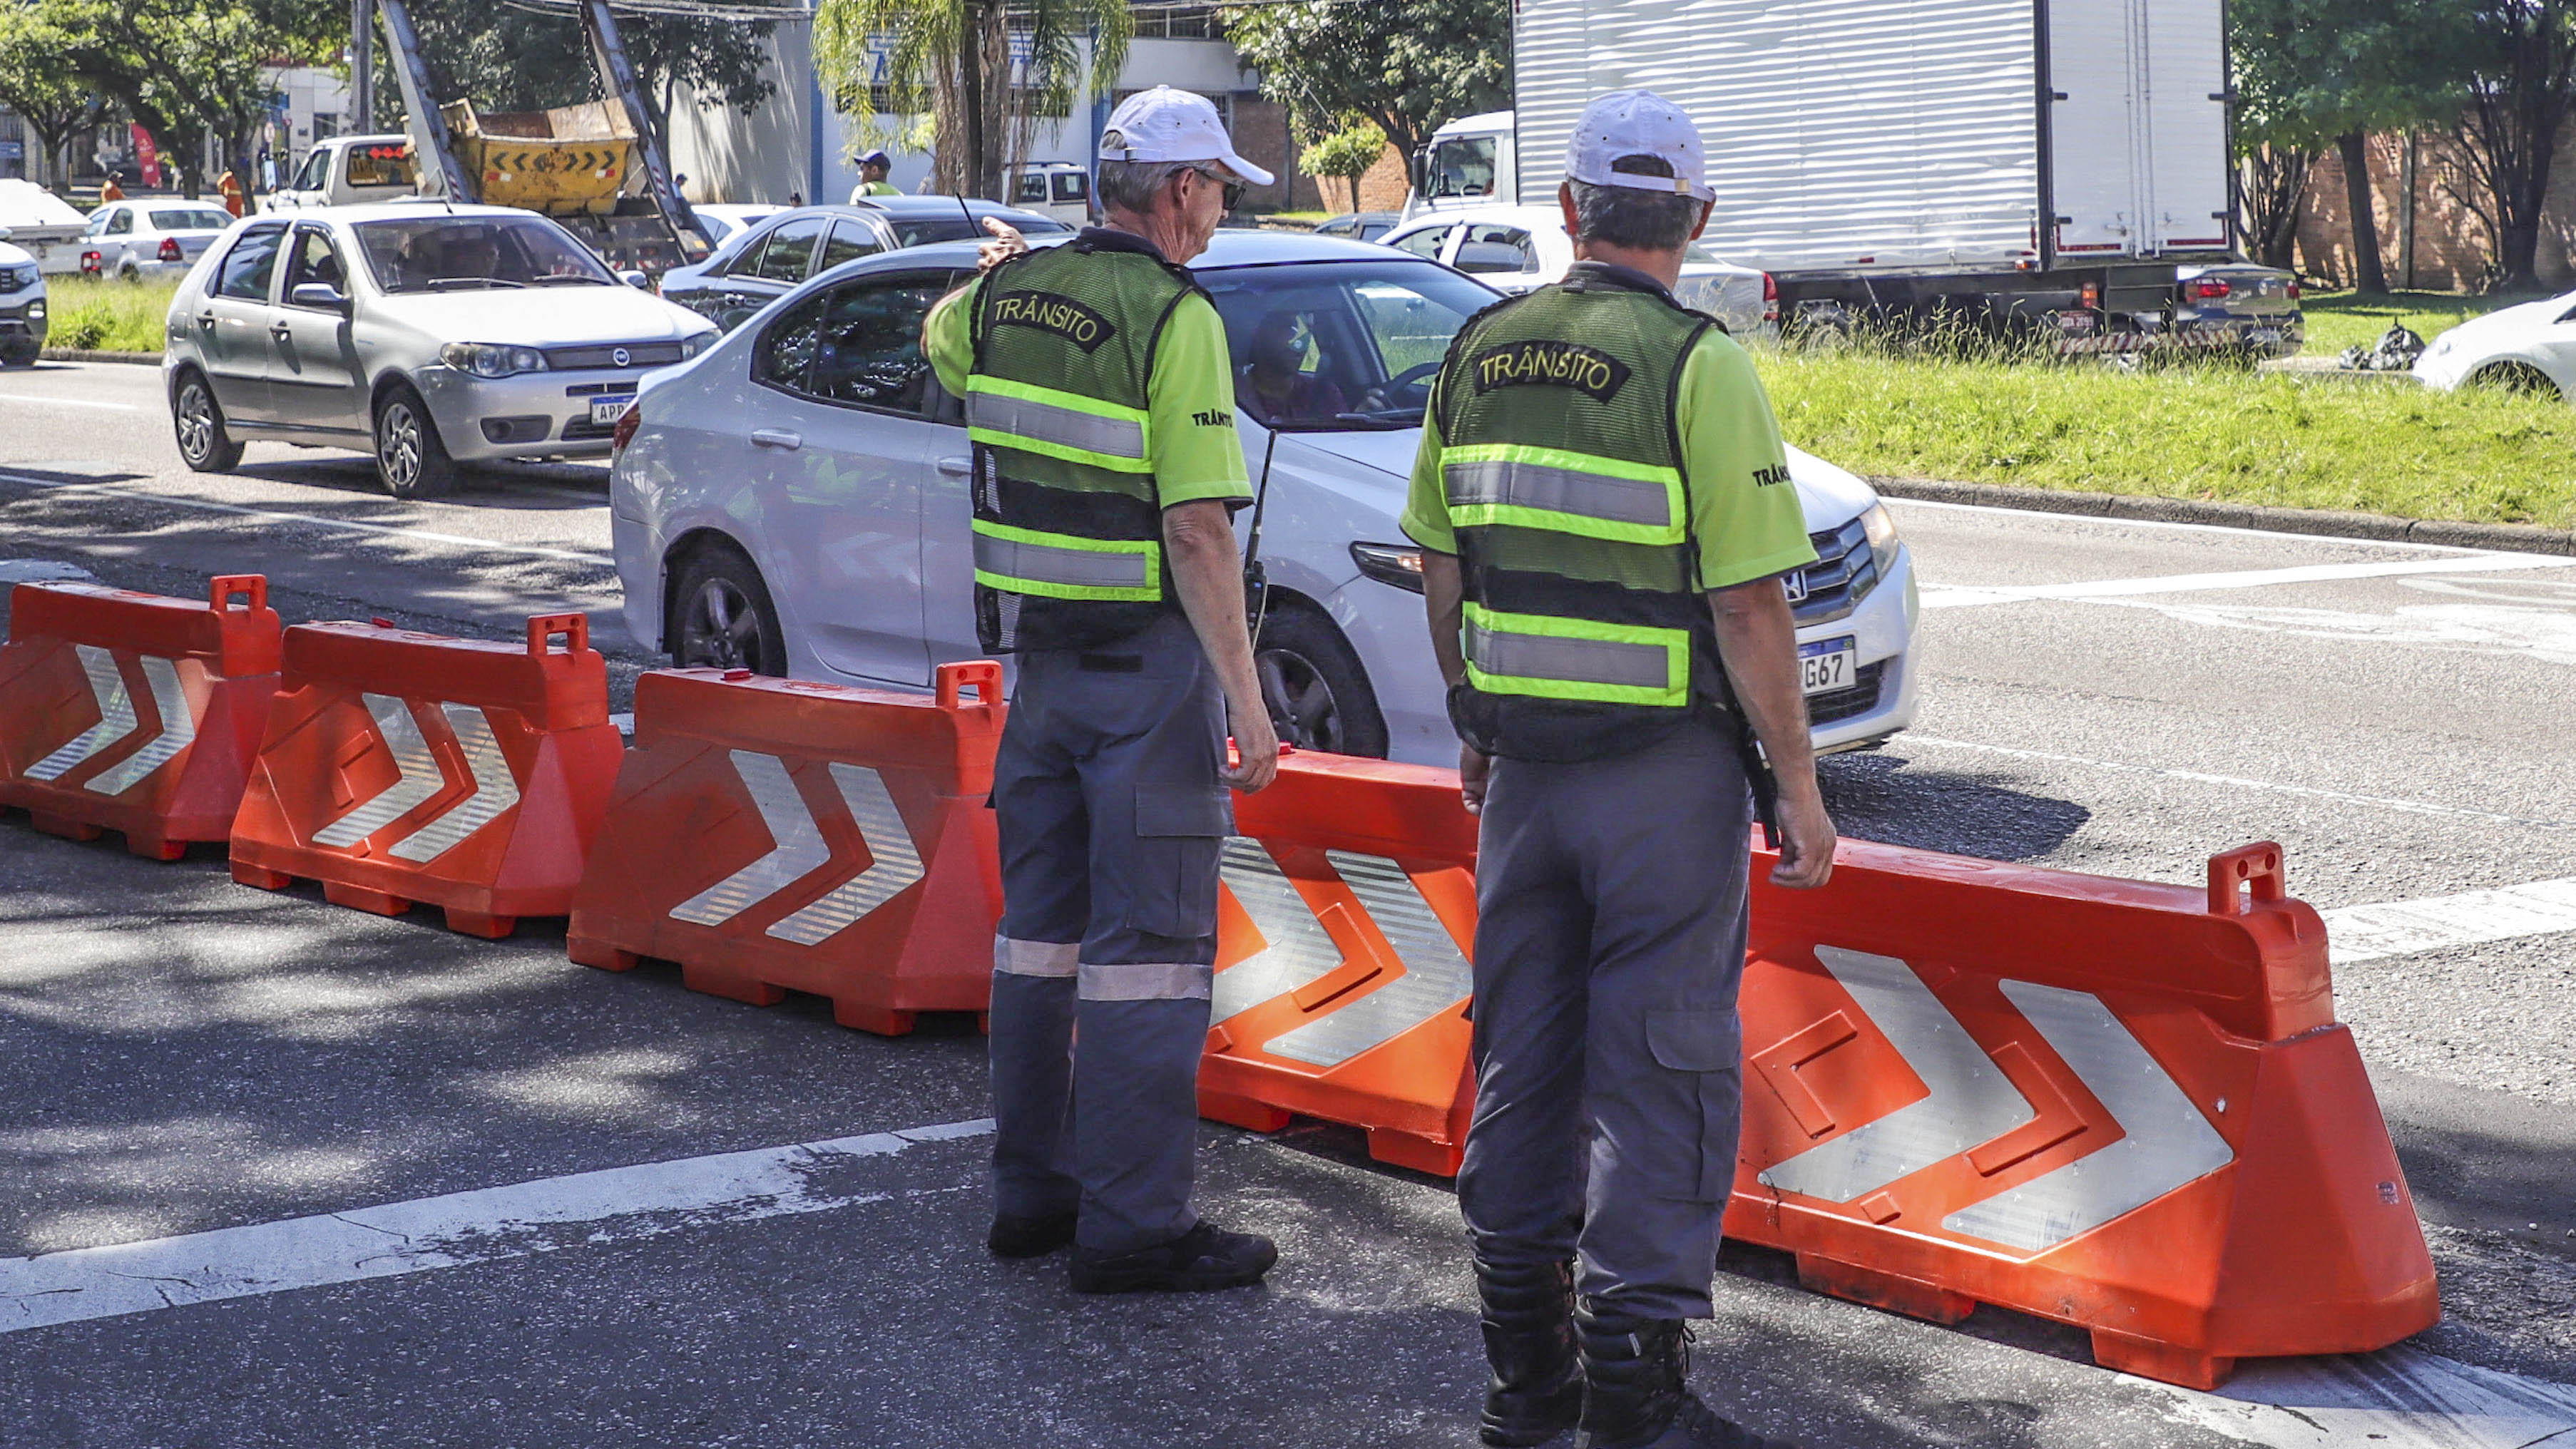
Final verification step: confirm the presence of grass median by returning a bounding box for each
[1754,291,2576,531]
[44,276,180,354]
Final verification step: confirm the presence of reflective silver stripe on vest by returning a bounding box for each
[967,390,1145,460]
[1443,458,1675,529]
[1466,622,1672,691]
[971,529,1152,591]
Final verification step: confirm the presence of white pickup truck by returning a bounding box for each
[260,135,419,213]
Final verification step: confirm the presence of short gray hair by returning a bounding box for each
[1568,154,1703,252]
[1096,156,1197,215]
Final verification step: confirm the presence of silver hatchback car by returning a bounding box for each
[163,202,719,497]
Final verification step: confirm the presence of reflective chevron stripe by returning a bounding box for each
[670,754,926,938]
[312,695,446,848]
[670,750,830,926]
[310,695,519,859]
[82,657,193,797]
[1210,841,1471,1067]
[766,764,924,944]
[385,705,518,864]
[26,646,138,782]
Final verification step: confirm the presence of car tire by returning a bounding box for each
[170,369,245,472]
[666,541,787,675]
[374,383,459,499]
[1255,600,1389,759]
[2467,362,2561,400]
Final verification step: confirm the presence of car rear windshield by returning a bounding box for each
[353,216,618,293]
[1200,258,1500,429]
[883,213,1071,249]
[150,208,234,232]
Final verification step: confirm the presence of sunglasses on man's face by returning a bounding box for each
[1191,167,1245,212]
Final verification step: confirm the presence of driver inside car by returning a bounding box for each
[1235,309,1348,425]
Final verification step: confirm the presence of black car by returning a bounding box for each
[1314,211,1400,243]
[2172,262,2305,359]
[660,198,1072,332]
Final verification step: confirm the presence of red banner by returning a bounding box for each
[129,123,160,188]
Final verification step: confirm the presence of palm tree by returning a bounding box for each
[814,0,1130,199]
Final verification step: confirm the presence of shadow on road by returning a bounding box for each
[1818,749,2091,861]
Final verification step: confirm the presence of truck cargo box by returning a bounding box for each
[441,98,638,217]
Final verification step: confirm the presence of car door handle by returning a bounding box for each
[270,324,292,339]
[751,428,802,450]
[935,455,971,477]
[196,311,215,329]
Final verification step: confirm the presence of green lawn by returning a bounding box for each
[1755,346,2576,530]
[43,275,179,354]
[2297,288,2543,355]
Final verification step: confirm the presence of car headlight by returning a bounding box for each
[1351,541,1426,593]
[1859,501,1900,573]
[438,342,548,378]
[678,330,716,360]
[25,300,42,319]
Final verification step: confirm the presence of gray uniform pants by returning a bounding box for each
[1456,717,1753,1320]
[986,613,1232,1254]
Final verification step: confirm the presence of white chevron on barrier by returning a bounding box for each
[667,751,924,941]
[310,694,521,863]
[1212,841,1472,1069]
[22,643,202,793]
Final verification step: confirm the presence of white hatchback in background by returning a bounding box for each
[1379,203,1777,339]
[610,232,1914,767]
[2413,290,2576,400]
[687,204,789,248]
[81,201,236,281]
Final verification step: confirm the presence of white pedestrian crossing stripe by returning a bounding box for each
[669,752,924,941]
[311,694,521,862]
[1759,946,2234,1254]
[1211,841,1471,1067]
[2321,878,2576,965]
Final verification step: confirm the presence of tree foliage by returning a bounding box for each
[1223,0,1509,165]
[815,0,1129,199]
[1298,119,1383,212]
[367,0,779,138]
[39,0,342,197]
[0,6,106,185]
[2442,0,2576,290]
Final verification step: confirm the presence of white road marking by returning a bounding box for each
[1921,553,2576,610]
[0,1116,993,1336]
[2142,1345,2576,1448]
[1898,735,2568,830]
[2322,878,2576,966]
[0,393,140,411]
[2087,596,2576,668]
[0,469,613,563]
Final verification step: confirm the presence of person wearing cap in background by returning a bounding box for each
[918,85,1282,1295]
[1401,89,1835,1449]
[849,149,899,200]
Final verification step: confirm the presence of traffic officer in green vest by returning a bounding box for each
[921,86,1282,1294]
[1401,91,1836,1449]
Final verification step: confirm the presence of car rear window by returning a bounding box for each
[152,208,234,232]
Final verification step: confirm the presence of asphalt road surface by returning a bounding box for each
[2,361,2573,1448]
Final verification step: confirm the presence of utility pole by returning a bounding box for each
[351,0,374,131]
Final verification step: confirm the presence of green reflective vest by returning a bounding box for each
[966,236,1198,652]
[1437,268,1728,761]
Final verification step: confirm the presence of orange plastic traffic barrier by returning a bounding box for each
[566,662,1006,1035]
[1729,839,2438,1388]
[1197,752,1482,1175]
[229,614,623,938]
[0,576,281,859]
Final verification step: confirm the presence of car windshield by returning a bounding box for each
[1200,258,1498,430]
[884,213,1071,249]
[353,216,617,293]
[151,208,233,232]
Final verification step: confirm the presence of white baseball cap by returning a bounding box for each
[1564,89,1712,203]
[1098,85,1277,187]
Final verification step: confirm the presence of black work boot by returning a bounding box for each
[1476,1259,1583,1446]
[1068,1219,1277,1293]
[1575,1303,1796,1449]
[987,1209,1078,1259]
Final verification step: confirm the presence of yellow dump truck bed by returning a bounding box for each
[441,98,637,216]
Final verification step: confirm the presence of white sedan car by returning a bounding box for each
[2412,292,2576,399]
[610,232,1916,766]
[82,200,236,282]
[164,203,719,497]
[1380,203,1777,341]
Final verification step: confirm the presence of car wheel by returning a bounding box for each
[1255,600,1389,759]
[171,369,244,471]
[2467,362,2561,400]
[667,541,787,675]
[374,384,459,499]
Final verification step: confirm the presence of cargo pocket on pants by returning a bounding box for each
[1645,1009,1744,1202]
[1128,784,1232,940]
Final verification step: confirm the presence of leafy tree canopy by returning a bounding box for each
[369,0,778,134]
[2230,0,2465,153]
[1223,0,1509,162]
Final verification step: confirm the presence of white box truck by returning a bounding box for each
[1419,0,2237,352]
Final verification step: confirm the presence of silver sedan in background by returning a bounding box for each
[163,202,718,498]
[83,201,236,282]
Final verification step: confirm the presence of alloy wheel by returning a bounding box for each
[678,577,767,670]
[379,401,422,492]
[1257,645,1346,753]
[175,383,215,466]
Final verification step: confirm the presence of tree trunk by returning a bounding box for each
[2336,131,2387,293]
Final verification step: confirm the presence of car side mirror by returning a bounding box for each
[620,270,650,289]
[290,282,351,314]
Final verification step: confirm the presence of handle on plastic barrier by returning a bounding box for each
[936,659,1003,710]
[210,574,266,612]
[2207,841,2286,916]
[526,613,590,656]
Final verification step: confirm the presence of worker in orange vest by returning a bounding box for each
[218,169,245,217]
[99,175,125,203]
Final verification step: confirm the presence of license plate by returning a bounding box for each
[590,396,633,426]
[1799,637,1857,695]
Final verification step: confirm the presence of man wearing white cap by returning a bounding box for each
[919,85,1282,1294]
[1400,90,1833,1448]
